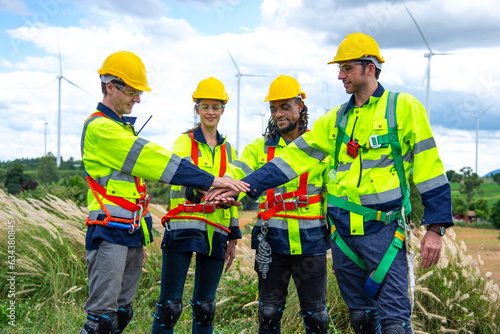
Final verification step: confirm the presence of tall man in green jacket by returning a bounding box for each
[80,51,248,334]
[208,33,453,334]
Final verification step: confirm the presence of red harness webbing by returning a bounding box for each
[257,146,323,221]
[161,133,231,233]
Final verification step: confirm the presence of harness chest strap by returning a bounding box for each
[162,132,231,234]
[258,145,323,221]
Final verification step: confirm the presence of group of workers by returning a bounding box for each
[79,32,453,334]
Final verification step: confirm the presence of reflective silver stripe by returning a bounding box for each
[414,137,436,154]
[294,136,326,161]
[167,220,229,236]
[121,138,149,174]
[403,151,413,163]
[271,157,298,181]
[170,188,186,199]
[387,92,397,128]
[89,206,151,220]
[94,170,136,187]
[362,155,394,169]
[337,161,353,172]
[230,217,238,228]
[225,142,233,163]
[335,103,348,128]
[306,184,323,195]
[416,174,448,194]
[81,115,102,157]
[231,160,253,176]
[255,218,326,229]
[359,187,402,205]
[159,154,182,184]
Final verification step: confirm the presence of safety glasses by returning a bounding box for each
[113,82,143,96]
[337,61,364,74]
[196,103,224,112]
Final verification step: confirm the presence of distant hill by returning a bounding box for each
[483,169,500,177]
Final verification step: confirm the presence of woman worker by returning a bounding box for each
[151,77,240,334]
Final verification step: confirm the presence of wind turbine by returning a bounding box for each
[53,41,92,166]
[470,102,496,175]
[406,7,453,123]
[44,122,48,156]
[227,50,270,155]
[253,108,268,136]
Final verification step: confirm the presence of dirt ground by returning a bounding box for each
[452,226,500,283]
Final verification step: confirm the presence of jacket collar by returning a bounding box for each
[265,133,288,147]
[96,102,137,126]
[344,83,385,115]
[192,126,225,146]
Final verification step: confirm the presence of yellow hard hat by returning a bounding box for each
[192,77,229,103]
[328,33,385,69]
[264,75,306,102]
[97,51,152,91]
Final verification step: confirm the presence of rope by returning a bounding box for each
[256,223,272,279]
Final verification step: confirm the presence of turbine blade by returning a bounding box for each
[62,77,95,96]
[57,35,62,76]
[478,100,498,117]
[405,6,433,53]
[240,73,271,77]
[227,50,240,75]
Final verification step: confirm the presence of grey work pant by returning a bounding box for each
[84,240,143,320]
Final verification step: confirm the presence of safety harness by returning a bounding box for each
[160,132,231,234]
[327,91,412,300]
[257,146,324,221]
[84,112,151,246]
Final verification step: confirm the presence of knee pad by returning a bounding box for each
[152,300,183,329]
[258,303,284,332]
[84,313,118,334]
[191,300,216,327]
[349,309,379,334]
[300,307,329,334]
[115,304,133,333]
[382,322,411,334]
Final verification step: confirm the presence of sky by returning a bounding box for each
[1,0,499,176]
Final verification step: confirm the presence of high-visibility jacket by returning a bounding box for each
[240,85,453,236]
[227,133,330,255]
[161,127,241,258]
[81,103,215,250]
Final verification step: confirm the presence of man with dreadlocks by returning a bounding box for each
[227,75,331,334]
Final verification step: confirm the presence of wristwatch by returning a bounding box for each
[426,224,446,236]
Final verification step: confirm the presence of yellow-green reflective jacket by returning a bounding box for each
[240,85,453,237]
[161,127,241,259]
[81,103,214,250]
[227,133,331,255]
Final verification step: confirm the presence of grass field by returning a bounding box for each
[1,193,500,333]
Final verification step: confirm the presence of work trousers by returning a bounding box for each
[82,240,143,330]
[331,222,412,333]
[151,250,225,334]
[255,253,328,334]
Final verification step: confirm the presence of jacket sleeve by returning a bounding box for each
[92,122,214,190]
[400,94,453,227]
[227,143,242,240]
[242,113,334,199]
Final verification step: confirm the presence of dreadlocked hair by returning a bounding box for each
[264,98,309,139]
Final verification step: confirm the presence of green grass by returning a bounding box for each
[1,192,500,333]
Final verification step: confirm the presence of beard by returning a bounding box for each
[277,119,299,135]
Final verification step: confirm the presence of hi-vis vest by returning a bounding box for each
[228,134,330,255]
[163,130,239,256]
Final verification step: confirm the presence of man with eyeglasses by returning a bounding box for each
[226,75,331,334]
[80,52,249,334]
[208,33,452,334]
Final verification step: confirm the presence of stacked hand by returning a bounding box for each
[207,177,249,206]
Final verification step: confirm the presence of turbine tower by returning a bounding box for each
[470,102,496,175]
[54,42,92,166]
[227,50,270,155]
[406,7,452,123]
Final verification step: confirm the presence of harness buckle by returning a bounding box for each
[283,200,298,211]
[384,211,393,225]
[296,195,310,206]
[274,193,283,204]
[183,200,197,213]
[369,135,382,149]
[203,204,216,214]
